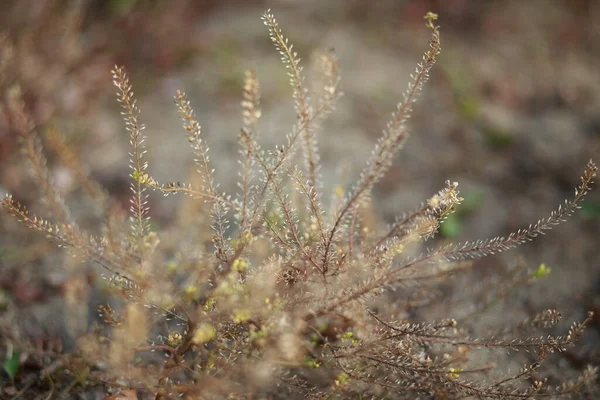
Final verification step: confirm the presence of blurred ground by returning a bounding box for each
[1,0,599,398]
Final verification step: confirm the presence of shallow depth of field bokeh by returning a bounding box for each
[1,0,599,398]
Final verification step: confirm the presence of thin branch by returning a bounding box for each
[321,21,441,272]
[112,66,152,256]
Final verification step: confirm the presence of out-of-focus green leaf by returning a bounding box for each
[0,289,9,312]
[481,124,515,149]
[460,190,485,211]
[109,0,137,16]
[441,213,461,237]
[440,191,485,238]
[457,95,480,121]
[4,348,20,379]
[580,201,600,218]
[533,263,551,278]
[444,55,480,122]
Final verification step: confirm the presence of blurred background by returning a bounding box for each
[0,0,599,394]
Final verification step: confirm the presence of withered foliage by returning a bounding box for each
[1,9,598,400]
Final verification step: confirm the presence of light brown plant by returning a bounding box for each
[1,9,598,400]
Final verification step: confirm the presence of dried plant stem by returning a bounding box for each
[112,66,152,257]
[262,9,319,189]
[312,160,595,318]
[321,22,442,272]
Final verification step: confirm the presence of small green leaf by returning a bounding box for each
[4,348,20,379]
[132,169,141,181]
[482,124,515,149]
[74,365,90,385]
[460,190,485,211]
[457,95,480,121]
[580,201,600,218]
[533,263,551,278]
[305,356,321,368]
[441,213,461,238]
